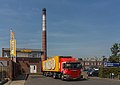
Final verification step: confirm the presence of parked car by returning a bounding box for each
[88,70,99,77]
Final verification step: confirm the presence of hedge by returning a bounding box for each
[99,66,120,78]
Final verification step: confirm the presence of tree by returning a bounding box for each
[111,43,119,56]
[109,55,119,62]
[78,58,83,61]
[102,56,107,62]
[109,43,120,62]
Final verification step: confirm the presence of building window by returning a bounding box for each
[97,62,100,66]
[34,66,35,70]
[91,62,93,65]
[85,62,86,65]
[99,62,102,65]
[29,59,39,63]
[87,62,89,65]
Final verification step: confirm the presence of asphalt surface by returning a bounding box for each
[25,75,120,85]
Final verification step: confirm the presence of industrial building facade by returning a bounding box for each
[2,48,43,58]
[2,48,43,74]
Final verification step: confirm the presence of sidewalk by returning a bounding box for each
[89,77,120,81]
[4,74,28,85]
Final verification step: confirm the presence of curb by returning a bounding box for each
[89,77,120,81]
[4,74,29,85]
[0,79,9,85]
[4,80,12,85]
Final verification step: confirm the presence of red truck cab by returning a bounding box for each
[60,56,82,80]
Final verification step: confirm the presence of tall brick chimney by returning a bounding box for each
[42,8,47,60]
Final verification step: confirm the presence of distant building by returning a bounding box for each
[78,57,103,69]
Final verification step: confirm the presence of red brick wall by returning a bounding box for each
[0,57,42,80]
[17,57,41,74]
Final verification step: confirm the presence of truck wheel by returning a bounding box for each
[43,72,45,76]
[53,73,56,79]
[61,74,64,81]
[45,72,48,77]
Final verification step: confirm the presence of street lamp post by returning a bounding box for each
[102,56,105,67]
[95,57,97,67]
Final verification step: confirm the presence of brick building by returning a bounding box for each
[2,48,43,74]
[78,57,103,69]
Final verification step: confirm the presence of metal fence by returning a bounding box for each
[0,66,8,80]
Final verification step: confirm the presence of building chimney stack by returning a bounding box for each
[42,8,47,60]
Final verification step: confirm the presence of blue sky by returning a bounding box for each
[0,0,120,58]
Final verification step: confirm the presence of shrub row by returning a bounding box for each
[99,66,120,78]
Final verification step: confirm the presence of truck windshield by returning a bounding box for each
[63,62,82,70]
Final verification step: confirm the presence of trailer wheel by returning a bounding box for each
[43,72,45,76]
[45,72,48,77]
[53,73,56,79]
[44,72,46,76]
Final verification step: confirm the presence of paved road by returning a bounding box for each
[25,75,120,85]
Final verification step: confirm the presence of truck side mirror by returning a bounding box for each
[80,65,82,69]
[79,64,82,69]
[63,63,65,68]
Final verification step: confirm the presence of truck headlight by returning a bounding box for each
[64,74,70,77]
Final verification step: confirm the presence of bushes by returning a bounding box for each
[99,66,120,78]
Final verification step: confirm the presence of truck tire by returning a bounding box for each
[53,73,56,79]
[61,74,64,81]
[45,72,48,77]
[43,72,45,76]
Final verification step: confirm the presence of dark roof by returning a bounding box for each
[2,48,43,52]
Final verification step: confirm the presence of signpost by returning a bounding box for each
[10,30,16,62]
